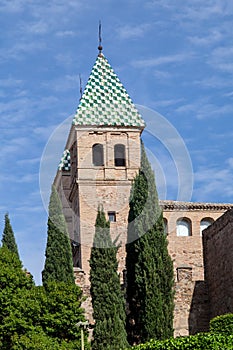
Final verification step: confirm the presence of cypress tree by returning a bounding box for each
[90,207,128,350]
[42,185,74,286]
[126,142,174,345]
[2,213,20,260]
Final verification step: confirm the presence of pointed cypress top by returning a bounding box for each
[2,213,20,260]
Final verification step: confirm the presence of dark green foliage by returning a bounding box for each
[0,245,34,294]
[2,213,20,260]
[0,247,88,349]
[42,185,74,286]
[126,142,174,345]
[11,328,85,350]
[0,246,35,349]
[210,314,233,336]
[0,245,34,345]
[90,208,128,350]
[130,333,233,350]
[38,281,86,341]
[11,328,63,350]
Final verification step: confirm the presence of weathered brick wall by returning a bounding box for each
[162,201,232,336]
[54,133,233,337]
[174,267,209,337]
[163,204,228,282]
[203,209,233,320]
[75,128,141,282]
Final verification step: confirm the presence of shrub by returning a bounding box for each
[130,333,233,350]
[210,313,233,336]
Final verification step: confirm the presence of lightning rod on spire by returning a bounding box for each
[98,20,103,54]
[79,74,83,100]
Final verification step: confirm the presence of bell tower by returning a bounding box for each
[54,47,145,284]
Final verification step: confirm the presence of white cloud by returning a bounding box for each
[55,53,75,67]
[227,158,233,168]
[0,40,46,62]
[224,91,233,97]
[0,0,25,13]
[15,205,44,212]
[194,160,233,202]
[153,70,172,80]
[0,77,23,88]
[118,24,151,39]
[194,76,232,89]
[33,124,60,141]
[188,29,222,47]
[56,30,76,37]
[196,104,233,120]
[17,174,38,183]
[16,157,41,166]
[155,98,185,108]
[146,0,233,22]
[0,96,45,126]
[132,53,191,68]
[208,46,233,73]
[175,98,233,120]
[20,20,49,35]
[53,74,78,91]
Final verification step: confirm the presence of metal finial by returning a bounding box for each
[98,20,103,54]
[79,74,83,100]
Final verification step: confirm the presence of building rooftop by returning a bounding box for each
[72,53,145,128]
[160,200,233,211]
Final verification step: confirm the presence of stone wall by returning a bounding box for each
[55,148,233,337]
[162,201,233,336]
[71,127,141,283]
[174,267,209,337]
[203,208,233,320]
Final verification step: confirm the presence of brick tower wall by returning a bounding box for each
[203,208,233,320]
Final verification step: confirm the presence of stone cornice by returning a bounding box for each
[160,200,233,211]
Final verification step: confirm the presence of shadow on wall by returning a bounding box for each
[188,281,210,335]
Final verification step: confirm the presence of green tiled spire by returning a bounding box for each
[73,54,145,128]
[58,149,70,171]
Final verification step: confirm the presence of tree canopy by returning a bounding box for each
[0,246,88,350]
[126,142,174,344]
[2,213,20,260]
[90,207,128,350]
[42,185,74,286]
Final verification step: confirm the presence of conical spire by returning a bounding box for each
[73,54,145,128]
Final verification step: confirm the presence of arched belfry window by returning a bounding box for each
[92,144,104,166]
[200,218,214,235]
[176,218,192,237]
[114,144,126,167]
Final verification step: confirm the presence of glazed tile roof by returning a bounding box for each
[160,200,233,211]
[72,54,145,128]
[58,149,70,171]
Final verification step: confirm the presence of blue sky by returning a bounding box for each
[0,0,233,284]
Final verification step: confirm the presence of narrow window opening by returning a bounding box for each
[108,211,116,222]
[163,218,168,235]
[176,218,192,236]
[92,144,104,166]
[114,144,126,166]
[200,218,214,235]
